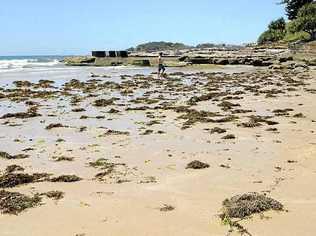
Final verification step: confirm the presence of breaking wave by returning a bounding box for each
[0,56,63,72]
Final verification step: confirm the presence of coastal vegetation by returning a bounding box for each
[127,41,243,52]
[258,18,287,44]
[258,0,316,44]
[281,0,314,20]
[128,41,190,52]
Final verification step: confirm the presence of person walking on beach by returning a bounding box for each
[158,52,166,78]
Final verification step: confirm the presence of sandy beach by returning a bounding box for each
[0,64,315,235]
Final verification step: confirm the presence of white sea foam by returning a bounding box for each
[0,58,61,72]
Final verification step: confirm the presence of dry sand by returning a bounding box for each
[0,65,315,236]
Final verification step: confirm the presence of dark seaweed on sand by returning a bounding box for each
[220,192,284,219]
[0,172,50,188]
[0,151,29,160]
[0,190,41,215]
[219,192,284,235]
[50,175,82,182]
[186,160,210,169]
[41,191,64,200]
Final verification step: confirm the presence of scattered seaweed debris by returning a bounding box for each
[287,160,297,164]
[218,101,241,111]
[178,109,218,128]
[293,113,305,118]
[265,120,279,126]
[238,120,262,128]
[0,110,41,119]
[93,98,118,107]
[140,129,154,135]
[0,190,41,215]
[138,176,157,184]
[36,79,56,88]
[50,175,82,183]
[41,191,64,200]
[221,134,236,140]
[108,108,120,114]
[210,127,227,134]
[52,156,75,162]
[72,108,86,112]
[0,172,50,188]
[95,170,115,179]
[5,165,24,173]
[210,115,238,124]
[186,160,210,169]
[160,204,175,212]
[80,115,89,119]
[46,123,67,130]
[56,138,66,143]
[219,192,284,236]
[220,164,231,169]
[89,158,127,180]
[89,158,112,168]
[220,192,283,219]
[249,115,279,126]
[187,92,227,105]
[0,151,29,160]
[272,108,293,116]
[266,128,278,132]
[13,80,33,87]
[100,129,130,136]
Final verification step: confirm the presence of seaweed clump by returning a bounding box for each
[41,191,64,200]
[0,190,41,215]
[160,204,175,212]
[46,123,67,130]
[0,107,41,119]
[0,151,29,160]
[0,172,50,188]
[52,156,75,162]
[5,165,25,173]
[221,193,283,219]
[210,127,227,134]
[50,175,82,182]
[222,134,236,140]
[93,98,118,107]
[219,192,284,235]
[186,160,210,169]
[178,109,218,128]
[89,158,126,180]
[100,129,130,136]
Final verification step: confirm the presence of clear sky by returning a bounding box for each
[0,0,285,56]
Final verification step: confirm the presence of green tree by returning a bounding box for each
[280,0,313,20]
[258,18,287,44]
[291,3,316,39]
[269,17,287,30]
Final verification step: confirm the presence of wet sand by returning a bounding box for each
[0,65,315,236]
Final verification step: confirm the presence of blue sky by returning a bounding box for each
[0,0,285,55]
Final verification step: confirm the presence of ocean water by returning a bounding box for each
[0,55,66,72]
[0,56,253,89]
[0,55,156,88]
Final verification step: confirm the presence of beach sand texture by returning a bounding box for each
[0,65,315,236]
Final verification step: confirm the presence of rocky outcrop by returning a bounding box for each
[186,56,275,67]
[185,57,210,64]
[269,61,309,71]
[132,60,151,66]
[63,56,95,66]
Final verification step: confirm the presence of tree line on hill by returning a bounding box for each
[127,42,242,52]
[258,0,316,44]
